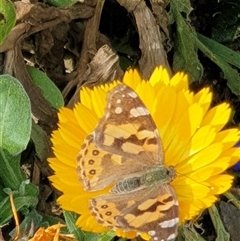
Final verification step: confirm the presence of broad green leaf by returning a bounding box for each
[45,0,79,7]
[0,75,31,155]
[18,179,39,197]
[197,33,240,69]
[0,152,25,190]
[0,0,16,45]
[170,1,203,81]
[196,35,240,95]
[208,204,230,241]
[27,66,64,109]
[0,179,6,200]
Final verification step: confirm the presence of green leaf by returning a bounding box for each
[31,120,51,162]
[178,224,207,241]
[0,0,16,45]
[0,74,31,156]
[208,204,230,241]
[63,211,85,241]
[44,0,79,7]
[169,0,193,19]
[0,192,38,225]
[97,231,115,241]
[0,178,6,200]
[196,34,240,95]
[197,33,240,69]
[27,66,64,109]
[63,211,100,241]
[9,209,42,239]
[9,210,64,238]
[18,179,39,197]
[0,152,25,190]
[170,1,203,81]
[40,213,64,227]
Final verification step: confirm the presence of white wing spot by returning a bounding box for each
[154,237,158,241]
[130,107,149,117]
[167,233,176,241]
[115,107,123,114]
[116,99,121,104]
[127,91,138,98]
[148,230,156,236]
[122,94,125,97]
[159,218,179,228]
[113,89,119,94]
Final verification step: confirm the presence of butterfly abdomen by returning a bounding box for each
[111,176,142,193]
[111,166,176,194]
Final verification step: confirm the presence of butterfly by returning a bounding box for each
[76,84,179,241]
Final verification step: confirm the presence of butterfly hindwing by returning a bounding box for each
[90,184,179,241]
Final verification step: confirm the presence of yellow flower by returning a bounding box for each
[48,66,240,239]
[29,224,74,241]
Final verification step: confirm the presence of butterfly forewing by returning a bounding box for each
[94,84,164,165]
[77,134,148,191]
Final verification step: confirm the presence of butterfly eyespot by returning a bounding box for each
[89,169,96,175]
[92,150,99,156]
[105,211,112,216]
[101,204,108,209]
[88,159,95,165]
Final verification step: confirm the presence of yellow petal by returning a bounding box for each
[201,103,231,131]
[74,103,98,134]
[123,69,141,89]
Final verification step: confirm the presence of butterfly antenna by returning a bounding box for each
[175,170,214,191]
